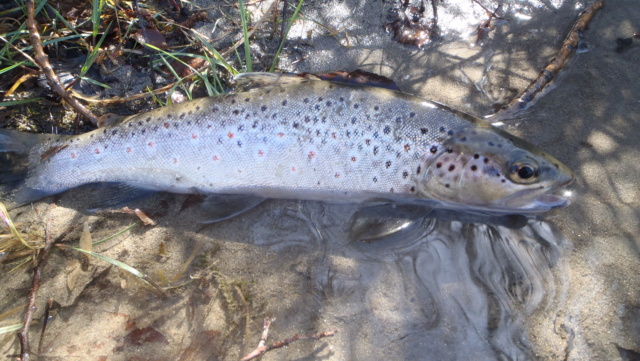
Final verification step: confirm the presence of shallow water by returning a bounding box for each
[2,0,639,360]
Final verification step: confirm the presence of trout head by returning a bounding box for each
[417,126,574,213]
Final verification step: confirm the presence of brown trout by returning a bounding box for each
[0,73,573,214]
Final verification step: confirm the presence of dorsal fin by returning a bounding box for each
[233,72,316,92]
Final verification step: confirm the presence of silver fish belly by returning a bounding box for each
[0,73,573,213]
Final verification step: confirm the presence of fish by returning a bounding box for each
[0,72,573,217]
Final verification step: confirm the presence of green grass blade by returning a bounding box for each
[191,32,237,75]
[0,323,22,334]
[92,222,139,246]
[238,0,252,72]
[270,0,304,72]
[0,61,25,75]
[58,244,165,294]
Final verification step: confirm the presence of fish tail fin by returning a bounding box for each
[0,130,62,206]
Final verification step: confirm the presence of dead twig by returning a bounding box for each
[24,0,100,125]
[17,213,56,361]
[491,0,604,120]
[240,318,338,361]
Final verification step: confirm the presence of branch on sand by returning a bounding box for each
[24,0,100,125]
[17,214,56,361]
[240,318,338,361]
[491,0,605,120]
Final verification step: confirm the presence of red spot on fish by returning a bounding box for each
[278,132,284,138]
[351,156,356,162]
[94,149,100,154]
[258,150,264,156]
[404,144,411,152]
[213,155,220,161]
[164,123,170,128]
[291,167,296,172]
[173,158,178,164]
[228,132,234,138]
[127,147,132,153]
[308,151,316,158]
[148,142,154,147]
[332,132,337,139]
[335,172,340,178]
[192,133,198,139]
[71,153,76,159]
[365,139,371,145]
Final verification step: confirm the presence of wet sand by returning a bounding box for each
[1,0,639,360]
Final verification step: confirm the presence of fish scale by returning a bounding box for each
[1,73,573,213]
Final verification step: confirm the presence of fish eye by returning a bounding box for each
[509,161,539,184]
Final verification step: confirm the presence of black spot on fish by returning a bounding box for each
[272,113,277,119]
[354,104,359,109]
[339,97,345,101]
[445,184,450,188]
[305,116,311,123]
[373,177,378,183]
[304,98,310,103]
[112,130,118,135]
[420,128,428,134]
[409,112,415,117]
[146,117,151,122]
[416,165,421,174]
[410,186,416,192]
[439,127,446,133]
[238,125,244,131]
[390,187,395,193]
[245,98,250,102]
[474,154,480,159]
[447,130,454,136]
[374,106,380,111]
[237,141,242,147]
[488,141,495,146]
[448,165,455,171]
[430,146,438,153]
[395,117,402,123]
[436,162,442,168]
[293,122,300,128]
[484,157,489,164]
[447,148,453,153]
[373,146,379,155]
[212,106,219,112]
[326,101,332,106]
[196,106,201,111]
[261,105,267,112]
[233,110,240,115]
[351,117,357,124]
[315,105,321,110]
[141,129,146,134]
[471,165,477,171]
[373,131,379,138]
[318,97,323,102]
[90,134,94,138]
[383,126,391,134]
[128,122,133,127]
[386,160,392,168]
[402,171,409,178]
[501,179,506,183]
[282,100,287,106]
[231,99,236,104]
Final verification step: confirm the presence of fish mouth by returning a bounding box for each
[505,178,575,212]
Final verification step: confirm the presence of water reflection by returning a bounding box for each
[241,201,568,360]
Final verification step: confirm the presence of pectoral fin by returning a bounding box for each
[348,204,433,242]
